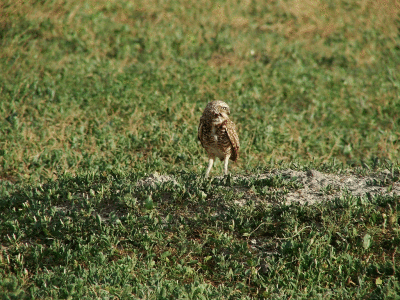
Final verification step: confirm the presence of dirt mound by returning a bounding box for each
[138,169,399,206]
[271,169,399,205]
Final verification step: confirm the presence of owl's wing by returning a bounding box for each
[225,120,240,162]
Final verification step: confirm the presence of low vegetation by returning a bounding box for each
[1,0,399,298]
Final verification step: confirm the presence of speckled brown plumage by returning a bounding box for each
[198,100,240,177]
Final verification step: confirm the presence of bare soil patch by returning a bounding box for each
[137,169,400,206]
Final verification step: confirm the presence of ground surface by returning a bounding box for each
[1,0,400,298]
[138,169,400,206]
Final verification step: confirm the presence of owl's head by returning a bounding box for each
[203,100,231,119]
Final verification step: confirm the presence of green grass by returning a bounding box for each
[1,0,400,298]
[1,171,399,299]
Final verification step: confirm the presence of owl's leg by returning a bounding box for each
[223,154,231,175]
[205,156,215,177]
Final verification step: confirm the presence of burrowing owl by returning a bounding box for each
[198,100,240,177]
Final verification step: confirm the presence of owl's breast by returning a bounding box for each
[200,123,231,160]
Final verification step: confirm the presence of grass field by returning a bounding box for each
[1,0,400,298]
